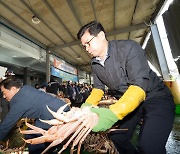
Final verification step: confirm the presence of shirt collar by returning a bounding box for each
[96,50,108,66]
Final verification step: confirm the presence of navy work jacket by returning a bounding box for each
[91,40,172,99]
[0,85,69,140]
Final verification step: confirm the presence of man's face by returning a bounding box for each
[0,85,18,101]
[81,30,104,57]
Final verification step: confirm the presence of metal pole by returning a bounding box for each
[89,73,91,85]
[46,50,51,83]
[151,24,170,80]
[23,67,28,85]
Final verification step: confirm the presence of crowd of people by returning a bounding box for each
[36,80,93,107]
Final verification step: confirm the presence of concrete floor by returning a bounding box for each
[166,114,180,154]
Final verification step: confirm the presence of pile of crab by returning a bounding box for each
[0,119,28,154]
[20,100,118,154]
[20,104,98,154]
[0,141,26,154]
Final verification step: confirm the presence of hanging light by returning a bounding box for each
[77,56,81,59]
[32,15,40,24]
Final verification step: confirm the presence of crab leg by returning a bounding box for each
[56,122,74,137]
[47,125,59,135]
[25,122,46,135]
[22,135,50,144]
[43,118,85,154]
[19,127,41,134]
[70,127,86,154]
[23,130,60,144]
[39,119,63,125]
[62,116,86,138]
[41,136,64,154]
[74,114,98,154]
[77,127,93,154]
[58,118,88,153]
[41,122,76,154]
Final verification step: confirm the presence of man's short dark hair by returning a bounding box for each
[77,21,106,39]
[0,77,23,90]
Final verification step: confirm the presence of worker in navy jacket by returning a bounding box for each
[77,21,175,154]
[0,77,69,153]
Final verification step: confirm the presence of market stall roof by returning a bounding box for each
[0,0,165,73]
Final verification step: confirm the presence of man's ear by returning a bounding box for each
[98,31,106,39]
[10,86,17,91]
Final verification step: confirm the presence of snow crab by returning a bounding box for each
[20,104,99,154]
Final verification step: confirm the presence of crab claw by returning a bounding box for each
[19,127,40,134]
[57,103,70,114]
[22,138,31,144]
[46,105,69,122]
[22,135,49,144]
[39,119,63,125]
[25,121,46,135]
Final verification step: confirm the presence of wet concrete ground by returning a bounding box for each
[166,114,180,154]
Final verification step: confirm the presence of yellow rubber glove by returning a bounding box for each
[110,85,146,120]
[84,88,104,106]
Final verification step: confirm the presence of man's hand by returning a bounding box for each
[0,140,6,149]
[90,108,119,132]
